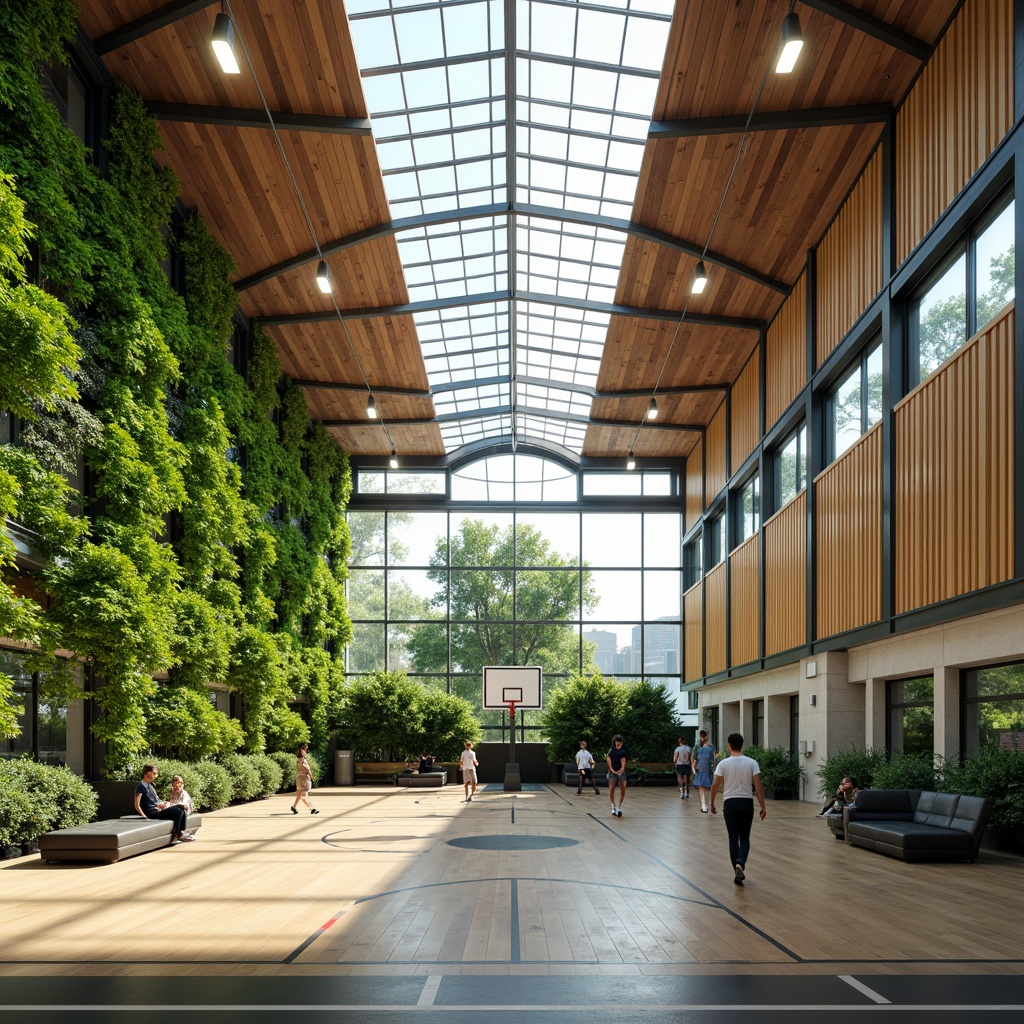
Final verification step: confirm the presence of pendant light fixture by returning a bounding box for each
[211,11,240,74]
[316,259,332,294]
[647,397,658,420]
[776,12,803,74]
[366,394,377,419]
[691,261,708,294]
[626,450,636,471]
[389,448,399,470]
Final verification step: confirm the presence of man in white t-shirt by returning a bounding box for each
[709,733,767,886]
[574,740,599,795]
[460,740,479,802]
[672,738,693,800]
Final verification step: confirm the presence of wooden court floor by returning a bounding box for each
[2,782,1022,978]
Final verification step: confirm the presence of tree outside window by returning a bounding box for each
[913,198,1015,384]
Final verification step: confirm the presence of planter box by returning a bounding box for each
[763,789,797,800]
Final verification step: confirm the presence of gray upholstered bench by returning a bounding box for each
[39,814,203,864]
[395,771,447,787]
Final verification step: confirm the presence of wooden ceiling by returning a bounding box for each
[75,0,960,464]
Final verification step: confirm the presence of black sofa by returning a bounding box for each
[835,789,992,862]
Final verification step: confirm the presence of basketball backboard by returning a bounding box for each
[482,666,543,710]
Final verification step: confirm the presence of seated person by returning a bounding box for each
[167,774,199,840]
[134,764,191,843]
[817,776,859,816]
[417,754,435,773]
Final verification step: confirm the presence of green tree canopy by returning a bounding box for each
[408,518,596,676]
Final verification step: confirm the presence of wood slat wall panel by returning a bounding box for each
[815,423,883,638]
[896,0,1014,263]
[816,148,883,368]
[763,491,806,656]
[730,349,760,471]
[765,273,807,432]
[704,562,727,676]
[684,583,703,682]
[729,534,760,667]
[704,402,728,503]
[894,303,1015,612]
[685,439,704,530]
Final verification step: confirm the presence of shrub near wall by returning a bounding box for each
[0,759,98,851]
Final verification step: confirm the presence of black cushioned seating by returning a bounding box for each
[38,813,203,864]
[842,789,991,862]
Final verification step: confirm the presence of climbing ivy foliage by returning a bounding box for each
[0,10,352,770]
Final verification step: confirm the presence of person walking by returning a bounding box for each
[606,734,628,817]
[291,743,319,814]
[575,740,600,795]
[673,736,693,799]
[692,731,716,812]
[709,732,767,886]
[460,740,479,802]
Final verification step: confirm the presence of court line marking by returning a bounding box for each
[4,1004,1024,1013]
[841,976,891,1004]
[588,812,802,962]
[417,976,442,1006]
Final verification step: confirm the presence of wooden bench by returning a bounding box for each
[38,814,203,864]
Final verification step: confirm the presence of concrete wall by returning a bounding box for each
[696,602,1024,802]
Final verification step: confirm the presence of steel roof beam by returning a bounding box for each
[259,290,763,330]
[800,0,930,60]
[93,0,218,54]
[236,204,786,295]
[146,101,372,135]
[649,103,891,139]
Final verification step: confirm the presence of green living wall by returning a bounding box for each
[0,0,352,770]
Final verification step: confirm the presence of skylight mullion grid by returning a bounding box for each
[350,0,671,456]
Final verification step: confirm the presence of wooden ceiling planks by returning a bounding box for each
[75,1,964,463]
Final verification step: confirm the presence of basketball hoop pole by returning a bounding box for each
[507,700,517,766]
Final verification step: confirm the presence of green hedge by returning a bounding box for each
[0,759,97,847]
[817,747,1024,833]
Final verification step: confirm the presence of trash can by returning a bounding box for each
[334,749,355,786]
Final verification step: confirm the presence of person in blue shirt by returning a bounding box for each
[133,765,190,843]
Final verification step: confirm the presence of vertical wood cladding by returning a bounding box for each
[730,349,761,472]
[684,583,703,682]
[815,423,883,638]
[704,561,727,676]
[685,438,705,530]
[729,533,760,667]
[896,0,1014,264]
[705,401,728,504]
[894,303,1015,612]
[764,491,807,656]
[816,149,883,367]
[766,273,807,431]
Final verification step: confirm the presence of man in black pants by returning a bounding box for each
[134,764,190,843]
[709,734,766,885]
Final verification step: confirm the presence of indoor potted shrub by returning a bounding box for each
[745,744,804,799]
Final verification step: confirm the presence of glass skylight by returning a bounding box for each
[349,0,673,456]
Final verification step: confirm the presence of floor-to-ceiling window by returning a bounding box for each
[886,675,934,756]
[962,662,1024,756]
[0,649,68,765]
[347,453,686,739]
